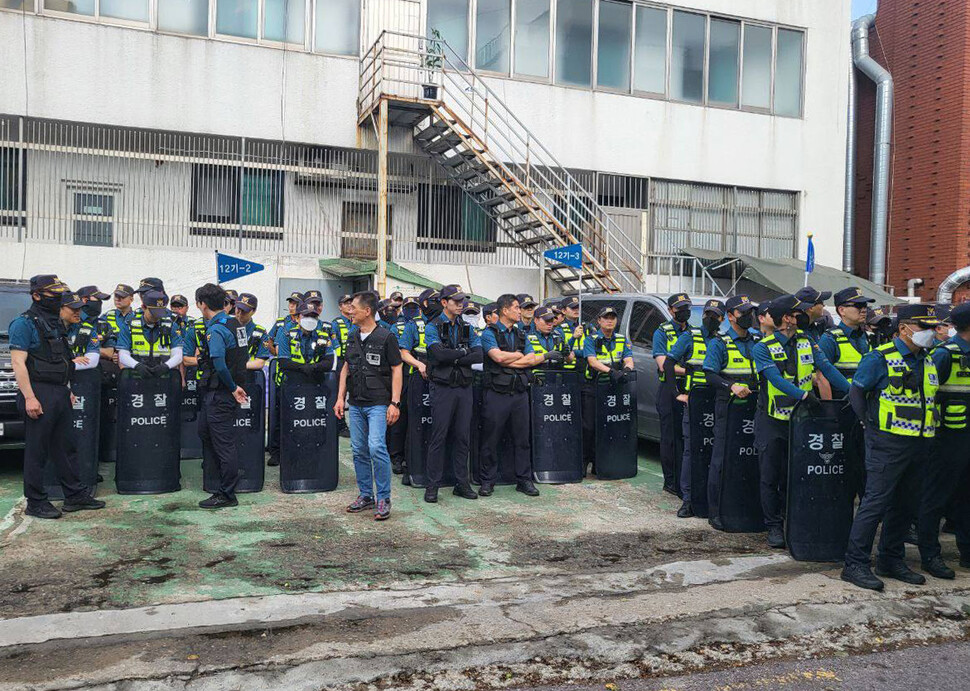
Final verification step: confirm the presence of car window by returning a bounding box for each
[581,299,628,326]
[0,287,30,338]
[629,300,666,348]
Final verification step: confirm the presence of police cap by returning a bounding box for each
[113,283,135,298]
[236,293,258,312]
[516,293,538,308]
[534,305,556,322]
[303,290,322,305]
[597,305,619,319]
[667,293,691,309]
[418,288,439,305]
[767,294,812,323]
[795,286,832,304]
[29,274,65,294]
[934,303,952,322]
[338,293,354,305]
[559,296,580,310]
[440,285,467,302]
[297,300,320,317]
[948,303,970,330]
[896,303,940,326]
[60,291,84,309]
[169,293,188,307]
[834,287,875,307]
[725,295,756,313]
[223,289,239,304]
[135,277,164,294]
[389,290,404,304]
[463,302,481,316]
[286,291,304,303]
[703,299,726,317]
[142,290,170,318]
[867,307,892,326]
[482,302,498,317]
[403,295,419,306]
[76,286,110,300]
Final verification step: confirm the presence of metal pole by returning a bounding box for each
[376,98,389,296]
[238,137,246,254]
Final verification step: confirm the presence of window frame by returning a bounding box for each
[738,20,774,115]
[630,2,668,99]
[40,0,152,30]
[593,0,633,94]
[511,0,553,83]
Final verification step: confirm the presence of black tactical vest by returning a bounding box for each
[483,324,531,394]
[346,326,394,406]
[199,316,249,391]
[23,305,72,386]
[429,317,474,387]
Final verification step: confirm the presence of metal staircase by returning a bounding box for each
[358,31,646,294]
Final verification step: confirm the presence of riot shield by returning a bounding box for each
[44,369,102,500]
[712,395,763,532]
[470,379,518,486]
[530,369,583,484]
[180,370,202,459]
[98,381,118,464]
[405,374,458,488]
[786,399,855,562]
[593,370,638,480]
[115,369,182,494]
[267,359,280,451]
[279,371,338,493]
[202,370,267,494]
[687,385,717,517]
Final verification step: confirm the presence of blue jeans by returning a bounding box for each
[347,404,392,501]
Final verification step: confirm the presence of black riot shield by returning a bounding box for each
[180,370,202,459]
[202,370,267,494]
[267,359,280,451]
[405,374,458,488]
[44,369,102,500]
[593,370,638,480]
[687,385,717,517]
[786,399,855,562]
[98,380,118,464]
[530,369,583,484]
[713,395,763,532]
[279,372,338,493]
[115,370,182,494]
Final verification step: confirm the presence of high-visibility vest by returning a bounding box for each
[719,334,758,384]
[130,317,173,362]
[332,317,351,358]
[527,331,574,370]
[658,321,686,385]
[586,333,628,380]
[192,320,209,380]
[684,327,709,391]
[936,342,970,431]
[411,316,427,356]
[276,326,331,384]
[825,327,866,382]
[760,331,814,421]
[104,308,132,336]
[68,322,97,358]
[874,342,939,438]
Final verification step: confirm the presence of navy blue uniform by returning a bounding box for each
[481,322,533,486]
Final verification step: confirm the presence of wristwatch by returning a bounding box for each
[390,401,401,409]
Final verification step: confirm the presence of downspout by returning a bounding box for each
[938,268,970,304]
[851,14,893,286]
[843,51,856,273]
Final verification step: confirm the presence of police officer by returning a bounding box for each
[386,297,415,477]
[669,299,725,518]
[330,293,355,361]
[527,306,575,369]
[758,300,775,339]
[517,294,538,333]
[843,304,942,590]
[66,290,102,370]
[423,285,483,502]
[234,293,270,373]
[480,293,539,497]
[268,291,303,357]
[866,307,895,348]
[933,304,952,346]
[793,286,833,342]
[169,295,194,342]
[10,276,105,519]
[134,278,165,310]
[223,289,239,315]
[70,287,109,366]
[915,302,970,579]
[483,302,498,327]
[116,291,183,376]
[102,283,136,355]
[276,301,335,383]
[194,283,250,509]
[754,295,850,549]
[702,295,760,527]
[462,301,483,333]
[653,293,693,496]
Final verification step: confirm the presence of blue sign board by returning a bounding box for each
[217,252,265,284]
[543,243,583,269]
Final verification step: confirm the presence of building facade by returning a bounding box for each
[0,0,850,314]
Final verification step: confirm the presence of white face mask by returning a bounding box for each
[910,328,936,349]
[300,317,318,331]
[948,327,957,339]
[462,314,479,327]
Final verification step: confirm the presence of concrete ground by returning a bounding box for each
[1,444,969,690]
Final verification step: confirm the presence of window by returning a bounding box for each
[100,0,148,22]
[191,165,284,229]
[315,0,360,55]
[45,0,94,16]
[0,1,35,10]
[158,0,209,35]
[73,193,114,247]
[633,5,666,95]
[475,0,510,73]
[341,202,391,260]
[741,24,771,110]
[428,0,469,63]
[513,0,549,79]
[596,0,632,91]
[0,148,24,226]
[774,28,804,116]
[708,18,739,106]
[264,0,305,44]
[217,0,258,39]
[417,184,497,253]
[670,11,705,103]
[555,0,592,87]
[628,300,664,348]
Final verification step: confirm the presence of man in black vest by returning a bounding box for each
[334,291,403,521]
[9,275,105,518]
[195,283,250,509]
[423,285,483,503]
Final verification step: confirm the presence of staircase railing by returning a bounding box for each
[359,30,647,293]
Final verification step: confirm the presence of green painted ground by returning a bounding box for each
[0,443,765,618]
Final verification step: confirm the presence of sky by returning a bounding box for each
[852,0,878,18]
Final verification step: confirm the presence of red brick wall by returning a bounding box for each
[852,0,970,300]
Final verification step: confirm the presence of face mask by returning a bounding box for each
[910,328,936,349]
[949,327,957,339]
[702,317,720,335]
[736,312,754,330]
[82,300,103,319]
[794,313,810,330]
[300,317,318,331]
[422,303,442,320]
[462,314,479,327]
[403,305,420,320]
[37,294,61,313]
[673,308,691,324]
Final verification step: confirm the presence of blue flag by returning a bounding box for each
[543,243,583,269]
[805,235,815,275]
[217,252,265,283]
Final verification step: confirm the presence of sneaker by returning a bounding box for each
[199,493,238,509]
[516,480,540,497]
[922,556,956,580]
[25,501,62,520]
[453,484,478,500]
[267,451,280,467]
[875,561,926,585]
[676,501,694,518]
[767,526,786,548]
[841,563,885,591]
[62,495,106,512]
[375,499,391,521]
[347,495,375,513]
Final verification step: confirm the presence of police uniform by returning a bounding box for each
[101,283,137,350]
[480,319,535,493]
[753,295,849,546]
[10,278,101,516]
[331,311,353,361]
[425,297,482,499]
[794,286,834,343]
[115,291,184,373]
[652,293,693,495]
[386,313,412,475]
[169,295,194,343]
[843,303,942,589]
[668,299,724,514]
[198,309,249,507]
[582,317,634,473]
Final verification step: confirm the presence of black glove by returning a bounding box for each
[802,391,823,414]
[544,350,565,363]
[134,363,151,378]
[455,346,469,360]
[609,369,625,385]
[278,358,298,372]
[150,364,169,378]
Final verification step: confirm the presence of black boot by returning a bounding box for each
[767,525,785,548]
[676,501,694,518]
[62,494,106,512]
[875,561,926,585]
[392,459,404,475]
[424,486,438,503]
[453,484,478,500]
[478,483,494,497]
[922,556,955,580]
[516,480,540,497]
[25,501,62,520]
[199,493,238,509]
[267,451,280,467]
[841,563,885,591]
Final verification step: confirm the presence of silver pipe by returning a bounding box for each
[843,49,856,273]
[938,269,970,304]
[906,277,923,299]
[851,14,893,287]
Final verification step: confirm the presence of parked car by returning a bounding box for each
[0,280,31,449]
[579,293,719,441]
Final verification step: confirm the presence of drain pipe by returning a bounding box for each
[938,268,970,303]
[851,14,893,286]
[843,50,856,273]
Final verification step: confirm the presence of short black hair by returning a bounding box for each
[195,283,226,312]
[353,290,379,318]
[495,293,518,317]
